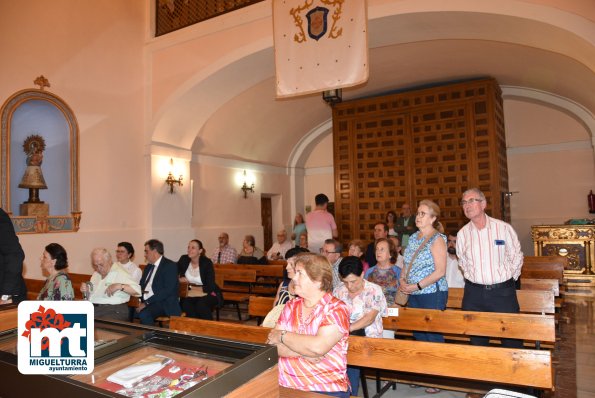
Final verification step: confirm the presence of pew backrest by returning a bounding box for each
[383,307,556,343]
[447,287,555,314]
[520,278,560,296]
[248,296,276,318]
[521,256,566,282]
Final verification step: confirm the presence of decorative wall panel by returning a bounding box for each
[332,78,509,243]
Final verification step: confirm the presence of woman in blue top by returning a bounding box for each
[291,213,307,247]
[399,199,448,343]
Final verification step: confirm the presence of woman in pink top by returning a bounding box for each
[267,253,350,397]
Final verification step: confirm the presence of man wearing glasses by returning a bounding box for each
[321,239,343,290]
[456,188,523,348]
[211,232,238,264]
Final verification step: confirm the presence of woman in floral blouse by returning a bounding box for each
[37,243,74,301]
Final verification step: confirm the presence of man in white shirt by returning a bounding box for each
[267,230,293,261]
[81,248,141,321]
[456,188,523,348]
[445,233,465,288]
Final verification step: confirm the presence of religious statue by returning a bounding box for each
[18,134,49,216]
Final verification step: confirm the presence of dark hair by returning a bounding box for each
[145,239,164,255]
[244,235,255,247]
[375,237,397,264]
[45,243,68,270]
[338,256,364,278]
[190,239,205,257]
[315,193,329,206]
[447,230,459,238]
[375,222,389,233]
[285,246,309,259]
[385,211,397,224]
[117,242,134,258]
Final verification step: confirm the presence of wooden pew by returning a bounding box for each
[447,287,555,314]
[168,317,554,393]
[383,307,556,348]
[24,278,45,300]
[248,296,276,324]
[214,264,284,295]
[521,256,566,283]
[215,269,257,320]
[521,278,560,296]
[25,273,92,300]
[0,305,18,332]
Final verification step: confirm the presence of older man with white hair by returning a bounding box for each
[267,229,293,261]
[80,248,141,321]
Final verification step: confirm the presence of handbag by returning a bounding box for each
[261,303,286,328]
[395,232,437,307]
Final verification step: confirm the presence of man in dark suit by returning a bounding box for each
[395,203,418,249]
[137,239,181,325]
[0,208,26,304]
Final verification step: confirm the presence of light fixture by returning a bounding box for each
[322,88,342,105]
[165,158,183,194]
[240,170,255,199]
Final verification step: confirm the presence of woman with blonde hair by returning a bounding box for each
[399,199,447,339]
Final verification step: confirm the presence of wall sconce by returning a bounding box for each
[165,158,183,194]
[322,88,342,105]
[240,170,255,199]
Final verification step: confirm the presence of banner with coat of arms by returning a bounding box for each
[273,0,369,98]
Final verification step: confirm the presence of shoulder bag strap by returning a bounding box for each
[401,232,438,282]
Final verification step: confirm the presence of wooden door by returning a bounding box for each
[261,197,272,251]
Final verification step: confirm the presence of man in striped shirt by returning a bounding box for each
[456,188,523,348]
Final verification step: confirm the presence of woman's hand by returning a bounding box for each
[267,329,284,345]
[399,282,417,294]
[179,277,188,283]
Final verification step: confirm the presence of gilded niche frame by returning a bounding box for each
[0,87,81,233]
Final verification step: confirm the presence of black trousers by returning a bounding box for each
[181,295,218,320]
[462,278,523,348]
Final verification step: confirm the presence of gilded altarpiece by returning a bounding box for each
[332,78,509,243]
[532,224,595,275]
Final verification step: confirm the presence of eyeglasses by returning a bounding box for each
[319,249,341,254]
[460,198,484,206]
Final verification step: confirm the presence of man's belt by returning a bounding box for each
[465,278,515,290]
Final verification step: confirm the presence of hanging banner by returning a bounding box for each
[273,0,369,98]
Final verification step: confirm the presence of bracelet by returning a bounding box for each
[280,330,287,344]
[417,282,423,290]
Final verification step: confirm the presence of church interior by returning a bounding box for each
[1,0,594,397]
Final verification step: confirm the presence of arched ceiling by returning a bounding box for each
[157,8,595,166]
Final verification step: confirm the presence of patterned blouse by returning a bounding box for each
[333,279,387,338]
[364,265,401,306]
[37,271,74,301]
[276,293,349,393]
[403,231,448,295]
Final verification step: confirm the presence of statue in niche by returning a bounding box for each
[18,134,49,216]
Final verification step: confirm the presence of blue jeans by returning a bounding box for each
[313,391,350,398]
[408,289,448,342]
[347,366,360,395]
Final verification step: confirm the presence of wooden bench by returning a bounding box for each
[25,273,92,300]
[383,307,556,348]
[168,317,554,394]
[248,295,276,324]
[447,287,555,314]
[215,269,257,320]
[214,263,284,295]
[0,305,18,332]
[521,278,560,296]
[522,256,566,283]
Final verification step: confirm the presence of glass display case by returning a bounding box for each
[0,319,278,397]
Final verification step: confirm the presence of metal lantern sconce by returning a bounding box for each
[240,170,255,199]
[322,89,342,105]
[165,158,183,194]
